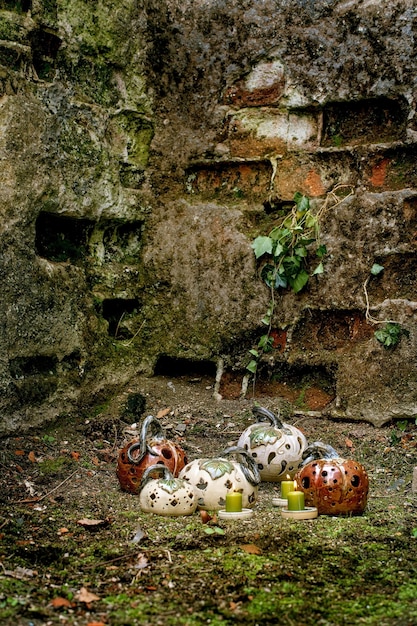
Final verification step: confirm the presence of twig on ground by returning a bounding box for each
[12,470,79,504]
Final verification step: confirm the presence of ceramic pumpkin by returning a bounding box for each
[294,442,369,515]
[116,415,188,494]
[237,406,307,482]
[139,465,198,516]
[179,446,260,510]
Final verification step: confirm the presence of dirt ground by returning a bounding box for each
[1,372,417,626]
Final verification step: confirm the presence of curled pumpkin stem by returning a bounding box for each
[301,441,340,466]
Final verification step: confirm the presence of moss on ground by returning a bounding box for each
[1,377,416,625]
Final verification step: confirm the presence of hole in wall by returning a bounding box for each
[219,362,336,409]
[101,299,140,339]
[9,355,58,379]
[154,356,217,379]
[0,0,31,12]
[292,310,374,351]
[368,253,417,301]
[185,160,271,199]
[9,356,58,406]
[366,146,417,191]
[321,97,408,147]
[0,42,29,71]
[263,197,294,215]
[101,220,144,262]
[60,350,82,372]
[35,212,95,263]
[29,28,61,80]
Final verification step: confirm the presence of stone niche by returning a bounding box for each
[1,0,417,432]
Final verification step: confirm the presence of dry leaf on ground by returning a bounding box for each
[240,544,262,555]
[76,587,100,603]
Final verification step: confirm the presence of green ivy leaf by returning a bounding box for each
[251,236,273,259]
[274,272,287,289]
[312,262,324,275]
[283,256,301,276]
[258,334,274,352]
[269,227,283,241]
[261,264,277,288]
[374,323,407,349]
[249,349,259,357]
[295,246,308,258]
[305,214,317,229]
[294,193,310,213]
[316,244,327,258]
[273,241,284,258]
[246,360,258,374]
[298,237,315,247]
[289,269,309,293]
[371,263,384,276]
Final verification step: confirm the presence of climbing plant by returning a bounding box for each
[364,263,409,349]
[247,192,327,377]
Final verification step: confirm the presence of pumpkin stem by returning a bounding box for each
[301,441,340,466]
[140,463,173,488]
[127,415,166,463]
[220,446,261,486]
[252,405,282,428]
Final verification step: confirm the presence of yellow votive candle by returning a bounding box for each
[280,480,295,499]
[225,492,243,512]
[287,491,305,511]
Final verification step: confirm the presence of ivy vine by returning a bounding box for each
[247,191,327,378]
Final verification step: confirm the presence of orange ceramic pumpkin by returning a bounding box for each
[117,415,188,494]
[295,442,369,515]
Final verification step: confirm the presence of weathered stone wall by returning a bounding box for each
[1,0,416,433]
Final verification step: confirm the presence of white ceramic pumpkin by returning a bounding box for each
[237,406,308,482]
[139,465,198,516]
[179,446,260,510]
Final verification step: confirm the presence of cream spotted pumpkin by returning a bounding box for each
[179,447,260,510]
[237,406,307,482]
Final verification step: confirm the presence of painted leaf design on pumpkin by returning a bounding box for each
[200,459,234,479]
[159,478,182,494]
[249,425,281,447]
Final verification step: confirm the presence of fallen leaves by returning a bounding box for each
[76,587,100,604]
[240,543,262,555]
[131,525,146,544]
[49,597,74,608]
[345,437,354,450]
[77,518,111,530]
[0,564,37,579]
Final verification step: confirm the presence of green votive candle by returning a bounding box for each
[225,492,243,512]
[287,491,305,511]
[280,480,295,499]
